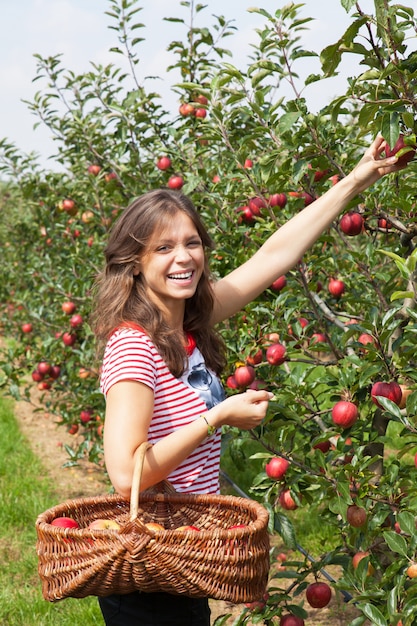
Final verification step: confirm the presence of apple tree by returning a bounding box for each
[1,0,417,623]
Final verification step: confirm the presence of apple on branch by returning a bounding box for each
[346,504,367,527]
[280,614,305,626]
[339,211,364,236]
[266,342,286,365]
[331,400,358,429]
[167,175,184,190]
[305,581,332,608]
[156,155,172,170]
[234,365,256,389]
[371,381,402,408]
[62,301,76,315]
[278,489,298,510]
[383,133,417,166]
[265,456,289,480]
[328,277,345,298]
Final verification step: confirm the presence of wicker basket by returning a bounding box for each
[36,442,270,603]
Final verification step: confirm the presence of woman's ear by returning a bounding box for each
[133,263,141,276]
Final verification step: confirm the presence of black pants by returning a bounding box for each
[98,591,211,625]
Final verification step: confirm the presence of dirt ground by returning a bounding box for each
[14,389,363,625]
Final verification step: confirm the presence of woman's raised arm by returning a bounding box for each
[211,136,404,325]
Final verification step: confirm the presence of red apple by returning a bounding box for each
[80,410,93,424]
[168,175,184,190]
[226,375,238,389]
[331,401,358,428]
[179,102,195,116]
[62,301,76,315]
[280,614,305,626]
[87,164,102,176]
[244,158,253,168]
[32,370,43,382]
[38,381,51,391]
[194,107,207,118]
[305,581,332,608]
[328,278,345,298]
[248,196,267,216]
[61,198,77,215]
[352,551,374,574]
[266,342,286,365]
[339,211,364,236]
[105,171,117,183]
[268,193,287,208]
[279,489,298,510]
[21,323,33,333]
[313,439,331,453]
[358,333,375,348]
[51,516,80,529]
[371,381,402,408]
[384,134,416,166]
[88,519,120,530]
[195,94,208,105]
[310,332,327,345]
[68,423,79,435]
[378,217,392,231]
[37,362,51,376]
[270,275,287,292]
[246,349,263,366]
[237,205,256,224]
[347,504,367,527]
[49,365,61,380]
[70,314,83,328]
[265,457,289,480]
[62,332,77,347]
[234,365,256,388]
[156,156,172,170]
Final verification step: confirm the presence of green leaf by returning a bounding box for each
[274,511,297,549]
[391,290,414,302]
[383,530,409,556]
[377,249,410,280]
[356,603,387,626]
[276,111,301,133]
[397,511,417,536]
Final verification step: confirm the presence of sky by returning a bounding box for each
[0,0,376,169]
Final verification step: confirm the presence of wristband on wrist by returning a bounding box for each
[200,414,216,437]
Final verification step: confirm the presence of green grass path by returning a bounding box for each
[0,395,102,625]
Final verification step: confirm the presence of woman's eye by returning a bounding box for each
[156,245,170,252]
[188,240,202,247]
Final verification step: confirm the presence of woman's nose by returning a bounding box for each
[174,245,192,260]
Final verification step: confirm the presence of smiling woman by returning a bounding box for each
[88,140,403,625]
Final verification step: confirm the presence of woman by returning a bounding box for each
[92,136,402,625]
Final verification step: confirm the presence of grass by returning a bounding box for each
[0,394,102,626]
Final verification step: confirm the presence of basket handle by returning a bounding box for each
[129,441,153,522]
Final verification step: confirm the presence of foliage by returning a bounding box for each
[1,0,417,623]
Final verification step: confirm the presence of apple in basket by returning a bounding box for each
[228,524,248,554]
[51,516,80,529]
[175,525,200,531]
[144,522,165,532]
[88,519,121,530]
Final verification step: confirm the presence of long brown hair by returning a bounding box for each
[91,188,226,376]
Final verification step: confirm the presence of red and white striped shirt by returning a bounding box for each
[100,327,223,494]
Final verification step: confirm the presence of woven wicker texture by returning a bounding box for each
[36,443,270,603]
